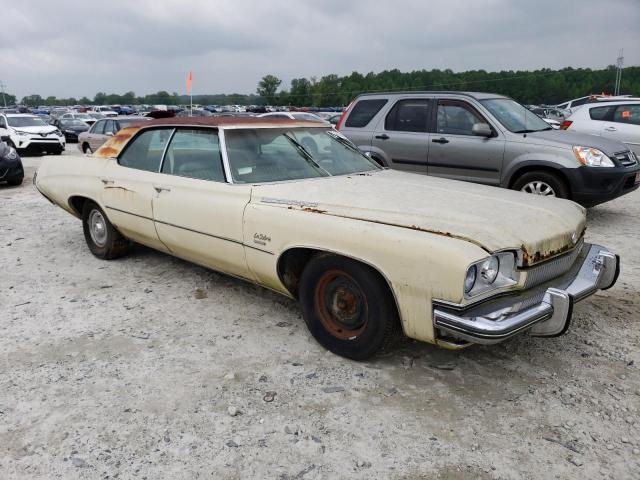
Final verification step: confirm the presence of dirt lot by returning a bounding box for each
[1,150,638,479]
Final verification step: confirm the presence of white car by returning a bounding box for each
[0,114,66,154]
[91,106,118,117]
[259,112,329,123]
[61,112,97,125]
[562,101,640,156]
[33,117,620,360]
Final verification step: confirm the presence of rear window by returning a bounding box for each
[589,106,612,121]
[345,99,387,128]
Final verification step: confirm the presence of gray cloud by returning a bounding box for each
[1,0,638,99]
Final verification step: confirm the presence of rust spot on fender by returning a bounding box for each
[302,207,327,214]
[520,241,575,267]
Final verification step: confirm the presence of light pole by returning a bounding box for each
[614,49,624,96]
[0,81,7,107]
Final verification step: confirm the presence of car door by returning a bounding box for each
[370,98,431,173]
[87,120,106,151]
[599,104,640,156]
[99,127,172,252]
[427,99,505,186]
[151,128,252,279]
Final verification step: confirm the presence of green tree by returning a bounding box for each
[257,75,282,104]
[21,94,44,107]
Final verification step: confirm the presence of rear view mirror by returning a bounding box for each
[472,123,493,137]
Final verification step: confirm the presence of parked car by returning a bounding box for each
[176,109,213,117]
[0,113,66,155]
[556,94,640,115]
[259,112,328,123]
[78,116,150,153]
[561,101,640,157]
[90,106,118,117]
[0,135,24,185]
[50,118,90,143]
[61,112,98,125]
[34,117,620,359]
[337,91,640,207]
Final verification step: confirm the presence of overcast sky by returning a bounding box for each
[1,0,638,99]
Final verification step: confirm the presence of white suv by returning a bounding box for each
[91,106,118,117]
[0,114,66,155]
[562,101,640,157]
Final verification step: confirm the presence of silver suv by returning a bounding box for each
[337,92,640,206]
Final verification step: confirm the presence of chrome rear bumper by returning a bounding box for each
[433,244,619,345]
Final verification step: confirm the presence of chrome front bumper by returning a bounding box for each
[433,244,620,345]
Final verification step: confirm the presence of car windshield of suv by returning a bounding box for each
[481,98,551,133]
[224,127,380,183]
[7,116,47,127]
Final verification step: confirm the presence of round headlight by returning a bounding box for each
[464,265,477,293]
[480,256,500,284]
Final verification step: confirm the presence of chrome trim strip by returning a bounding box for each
[104,205,274,255]
[218,127,234,184]
[157,128,176,173]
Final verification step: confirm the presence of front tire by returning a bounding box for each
[299,254,400,360]
[82,201,129,259]
[512,170,569,199]
[82,143,92,154]
[7,176,23,186]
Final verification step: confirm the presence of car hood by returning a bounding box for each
[523,129,629,155]
[11,125,57,134]
[251,170,586,265]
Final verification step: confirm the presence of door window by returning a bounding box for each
[91,120,106,134]
[612,104,640,126]
[589,106,613,120]
[118,128,173,172]
[161,129,225,182]
[437,101,485,136]
[104,120,115,134]
[345,99,388,128]
[385,99,430,133]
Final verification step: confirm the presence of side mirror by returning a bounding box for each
[472,122,493,137]
[1,135,9,142]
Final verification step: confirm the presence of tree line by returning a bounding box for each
[4,65,639,108]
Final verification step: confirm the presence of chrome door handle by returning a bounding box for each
[604,126,617,131]
[101,178,114,185]
[153,185,171,193]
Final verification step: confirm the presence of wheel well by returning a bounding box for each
[68,195,92,217]
[277,248,395,302]
[507,165,572,198]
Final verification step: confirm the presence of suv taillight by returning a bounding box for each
[560,120,572,130]
[335,101,353,131]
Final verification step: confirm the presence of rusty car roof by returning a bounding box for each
[94,117,325,158]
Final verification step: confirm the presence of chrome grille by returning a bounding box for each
[614,151,637,167]
[522,240,584,289]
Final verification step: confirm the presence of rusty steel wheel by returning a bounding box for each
[314,270,369,340]
[299,254,400,360]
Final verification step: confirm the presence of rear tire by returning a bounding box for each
[82,201,129,259]
[299,254,400,360]
[512,170,569,199]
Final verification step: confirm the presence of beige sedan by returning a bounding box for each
[35,117,619,359]
[78,116,149,154]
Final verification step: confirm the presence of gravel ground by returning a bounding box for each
[1,150,638,479]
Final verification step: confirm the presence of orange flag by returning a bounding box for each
[186,71,192,94]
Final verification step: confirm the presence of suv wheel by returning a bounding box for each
[512,171,569,199]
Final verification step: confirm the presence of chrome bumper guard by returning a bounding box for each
[433,244,620,345]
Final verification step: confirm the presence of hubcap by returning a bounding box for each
[521,181,556,196]
[314,270,368,340]
[88,209,107,247]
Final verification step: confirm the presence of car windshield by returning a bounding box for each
[224,127,380,183]
[481,98,551,133]
[7,116,47,127]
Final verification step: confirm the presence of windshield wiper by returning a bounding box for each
[282,133,331,176]
[327,130,362,155]
[513,127,553,134]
